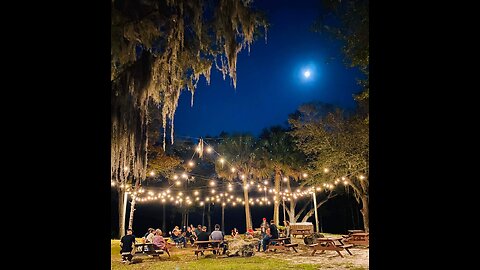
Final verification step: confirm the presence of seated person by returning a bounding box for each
[245,227,254,239]
[210,224,227,254]
[196,226,209,249]
[152,229,166,250]
[120,229,136,263]
[185,226,195,246]
[231,228,239,238]
[258,220,279,252]
[171,227,187,247]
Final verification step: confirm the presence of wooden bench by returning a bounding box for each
[193,240,222,259]
[308,238,353,258]
[343,232,369,247]
[267,238,298,252]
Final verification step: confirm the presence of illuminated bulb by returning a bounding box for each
[219,158,225,164]
[149,171,155,176]
[211,189,216,194]
[124,166,129,171]
[241,174,245,179]
[233,202,236,206]
[230,167,236,173]
[216,198,220,202]
[302,173,308,178]
[182,173,188,179]
[170,197,174,201]
[227,198,230,202]
[222,202,226,206]
[166,189,171,193]
[316,187,321,191]
[264,180,268,185]
[196,197,199,201]
[342,177,346,180]
[283,177,288,182]
[206,198,210,202]
[111,181,116,186]
[324,168,329,173]
[173,175,179,180]
[259,201,263,205]
[175,181,181,186]
[206,146,213,153]
[297,189,301,193]
[220,193,224,197]
[175,200,179,204]
[120,184,124,188]
[359,175,366,180]
[148,191,154,196]
[285,189,288,193]
[250,181,254,185]
[161,199,166,202]
[188,161,195,167]
[194,191,199,196]
[343,181,348,185]
[178,192,183,196]
[200,201,204,206]
[210,180,216,186]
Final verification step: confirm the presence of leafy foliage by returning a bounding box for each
[111,0,267,184]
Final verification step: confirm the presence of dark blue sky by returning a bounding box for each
[174,0,363,138]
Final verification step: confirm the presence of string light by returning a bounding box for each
[219,158,225,164]
[231,167,236,173]
[264,180,268,185]
[359,175,366,180]
[149,171,155,176]
[200,201,204,206]
[323,168,330,173]
[209,180,216,186]
[175,181,181,186]
[206,146,213,153]
[241,174,245,179]
[283,177,288,182]
[302,173,308,178]
[124,167,129,171]
[181,173,188,179]
[188,160,195,167]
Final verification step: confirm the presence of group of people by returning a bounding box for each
[119,228,167,263]
[119,218,291,262]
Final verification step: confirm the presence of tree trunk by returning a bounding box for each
[273,169,281,225]
[222,204,225,233]
[207,203,211,233]
[286,178,296,223]
[118,189,127,238]
[360,195,369,232]
[128,195,136,229]
[242,178,253,230]
[162,203,166,232]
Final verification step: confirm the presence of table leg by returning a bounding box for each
[336,250,344,258]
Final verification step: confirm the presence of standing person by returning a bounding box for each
[210,224,227,255]
[257,218,268,251]
[120,229,136,263]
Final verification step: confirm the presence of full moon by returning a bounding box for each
[304,70,311,78]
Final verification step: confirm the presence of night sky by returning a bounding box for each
[112,0,366,238]
[175,0,363,139]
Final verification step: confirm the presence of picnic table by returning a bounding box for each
[267,237,299,252]
[129,243,171,258]
[343,232,369,246]
[292,229,312,238]
[193,240,222,259]
[308,237,353,258]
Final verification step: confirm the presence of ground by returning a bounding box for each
[111,234,368,270]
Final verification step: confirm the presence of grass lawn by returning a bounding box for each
[111,234,368,270]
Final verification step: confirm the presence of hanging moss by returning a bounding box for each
[111,0,267,184]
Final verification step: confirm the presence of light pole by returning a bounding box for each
[312,190,319,233]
